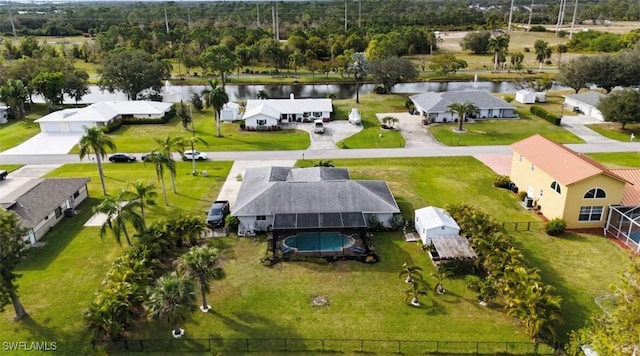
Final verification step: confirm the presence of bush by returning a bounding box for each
[390,214,405,231]
[530,105,561,125]
[546,218,567,236]
[373,85,387,94]
[529,25,547,32]
[225,215,239,231]
[367,215,385,232]
[465,275,482,292]
[503,95,514,103]
[518,190,528,201]
[493,175,511,188]
[523,47,530,52]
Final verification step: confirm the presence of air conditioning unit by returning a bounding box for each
[524,197,535,208]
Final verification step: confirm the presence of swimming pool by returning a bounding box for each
[283,232,355,252]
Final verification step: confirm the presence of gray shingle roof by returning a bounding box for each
[232,167,399,216]
[563,91,605,107]
[410,90,516,113]
[3,178,90,228]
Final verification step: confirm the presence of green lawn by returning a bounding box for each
[0,104,48,152]
[588,152,640,168]
[69,109,310,154]
[334,94,406,149]
[428,107,584,146]
[0,161,232,354]
[586,122,640,142]
[0,164,23,172]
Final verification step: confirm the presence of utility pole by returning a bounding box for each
[507,0,515,32]
[164,6,169,34]
[272,5,276,40]
[8,1,17,38]
[187,6,192,29]
[527,0,534,32]
[556,0,567,35]
[569,0,579,39]
[344,0,348,32]
[276,2,279,41]
[256,3,260,28]
[359,0,362,27]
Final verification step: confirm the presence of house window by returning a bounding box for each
[584,188,606,199]
[530,163,535,171]
[313,112,322,117]
[257,119,266,125]
[578,206,603,221]
[518,155,522,163]
[256,215,266,221]
[74,191,80,198]
[550,181,561,194]
[55,207,62,218]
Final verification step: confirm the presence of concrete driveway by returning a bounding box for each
[375,112,438,148]
[0,165,62,202]
[0,133,83,155]
[290,121,362,149]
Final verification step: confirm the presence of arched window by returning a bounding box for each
[550,181,561,194]
[584,188,606,199]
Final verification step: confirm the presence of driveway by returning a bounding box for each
[0,133,83,155]
[561,115,619,144]
[375,112,439,148]
[0,164,62,202]
[289,121,362,150]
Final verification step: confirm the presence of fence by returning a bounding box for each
[95,337,556,355]
[502,221,546,232]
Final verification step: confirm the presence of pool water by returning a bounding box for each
[284,232,354,252]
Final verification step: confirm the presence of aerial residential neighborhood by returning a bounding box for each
[1,1,640,355]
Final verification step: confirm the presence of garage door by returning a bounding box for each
[70,122,93,132]
[44,122,70,133]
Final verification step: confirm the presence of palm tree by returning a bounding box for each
[202,79,229,138]
[556,44,568,65]
[348,52,368,104]
[176,245,225,312]
[79,126,116,196]
[93,194,144,247]
[144,272,197,338]
[447,101,479,132]
[399,263,423,284]
[183,135,209,176]
[405,280,428,306]
[510,52,525,72]
[146,150,175,206]
[256,90,269,100]
[121,181,157,230]
[431,268,453,295]
[488,34,510,72]
[506,281,563,344]
[534,40,552,72]
[153,135,187,193]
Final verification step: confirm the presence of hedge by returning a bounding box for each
[530,105,561,125]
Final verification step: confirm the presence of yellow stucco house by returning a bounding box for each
[510,135,628,229]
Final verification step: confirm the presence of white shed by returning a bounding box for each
[220,102,240,122]
[414,206,460,245]
[515,90,536,104]
[348,108,362,125]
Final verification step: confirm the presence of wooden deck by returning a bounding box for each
[404,231,420,242]
[430,235,477,260]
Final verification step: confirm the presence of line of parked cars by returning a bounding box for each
[108,150,208,163]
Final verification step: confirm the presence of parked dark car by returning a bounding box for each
[0,169,7,180]
[206,200,230,228]
[108,153,136,163]
[141,152,158,162]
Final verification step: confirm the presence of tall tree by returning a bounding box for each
[200,44,237,88]
[202,80,229,138]
[153,135,187,194]
[447,101,479,132]
[0,209,29,320]
[0,80,28,119]
[488,34,510,72]
[31,71,65,111]
[556,44,568,65]
[146,150,175,206]
[598,88,640,130]
[64,69,90,106]
[460,31,491,54]
[348,52,369,104]
[534,40,552,72]
[369,56,418,94]
[428,54,468,76]
[510,52,525,72]
[79,126,116,196]
[144,272,196,338]
[557,56,591,93]
[177,245,224,312]
[97,49,171,100]
[93,194,144,247]
[177,101,192,131]
[121,181,156,230]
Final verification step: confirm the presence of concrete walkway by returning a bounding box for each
[560,114,619,144]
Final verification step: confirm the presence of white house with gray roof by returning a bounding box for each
[410,90,518,123]
[563,91,605,121]
[1,178,90,245]
[243,94,333,130]
[35,101,173,133]
[232,166,400,233]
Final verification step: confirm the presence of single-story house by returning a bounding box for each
[0,178,90,245]
[510,134,628,229]
[414,206,460,245]
[515,89,536,104]
[220,102,240,122]
[563,91,605,120]
[232,166,400,234]
[243,94,333,130]
[35,101,173,133]
[410,90,518,123]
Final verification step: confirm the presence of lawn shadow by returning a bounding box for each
[206,310,304,342]
[19,316,90,353]
[19,198,99,271]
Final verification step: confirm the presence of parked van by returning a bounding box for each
[313,119,325,134]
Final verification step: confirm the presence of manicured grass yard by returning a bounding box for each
[428,107,583,146]
[0,104,48,152]
[0,156,629,354]
[334,94,406,149]
[587,152,640,168]
[587,122,640,142]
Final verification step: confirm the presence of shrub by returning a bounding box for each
[529,25,547,32]
[373,85,387,94]
[405,99,415,109]
[546,218,567,236]
[530,105,561,125]
[493,175,511,188]
[390,214,405,231]
[503,95,514,103]
[545,59,552,65]
[225,215,239,231]
[523,47,530,52]
[518,190,528,201]
[465,275,482,292]
[367,215,385,231]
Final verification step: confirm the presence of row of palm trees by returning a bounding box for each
[446,203,564,345]
[399,263,453,307]
[486,34,553,74]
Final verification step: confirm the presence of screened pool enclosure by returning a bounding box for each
[605,205,640,253]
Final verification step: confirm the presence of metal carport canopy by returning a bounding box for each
[273,212,367,230]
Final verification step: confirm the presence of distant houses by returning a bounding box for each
[562,91,606,121]
[242,94,332,130]
[409,90,518,123]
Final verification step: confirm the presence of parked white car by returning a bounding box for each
[182,150,208,161]
[313,119,325,134]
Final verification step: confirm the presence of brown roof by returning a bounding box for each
[612,169,640,206]
[511,135,628,186]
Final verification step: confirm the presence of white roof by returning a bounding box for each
[36,101,173,124]
[415,206,460,231]
[245,97,333,115]
[242,103,282,120]
[223,102,240,110]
